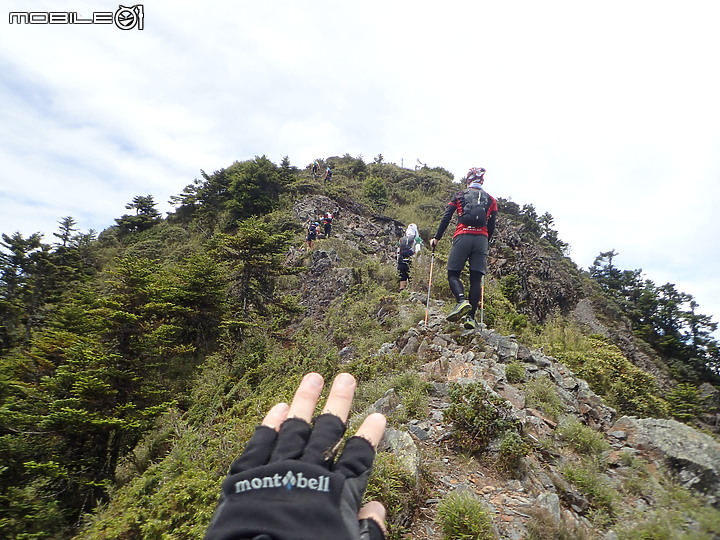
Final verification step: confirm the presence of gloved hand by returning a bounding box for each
[204,373,387,540]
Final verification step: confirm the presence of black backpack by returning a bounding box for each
[399,236,415,258]
[457,188,489,227]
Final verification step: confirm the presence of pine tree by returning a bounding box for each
[115,195,162,235]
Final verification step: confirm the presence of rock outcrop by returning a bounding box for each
[292,193,720,538]
[363,305,720,538]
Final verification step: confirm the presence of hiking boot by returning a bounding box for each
[446,300,471,322]
[463,315,477,330]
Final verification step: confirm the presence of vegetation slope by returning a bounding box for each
[0,154,718,539]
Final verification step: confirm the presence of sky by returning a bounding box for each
[2,0,719,334]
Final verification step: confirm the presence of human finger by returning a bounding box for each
[287,372,325,422]
[229,403,289,473]
[358,501,387,537]
[260,402,289,431]
[301,374,356,466]
[332,413,385,478]
[301,413,346,467]
[321,372,357,422]
[268,373,324,462]
[354,413,387,449]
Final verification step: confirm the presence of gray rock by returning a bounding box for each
[379,428,420,479]
[612,416,720,504]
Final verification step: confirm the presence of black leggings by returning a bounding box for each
[448,269,484,316]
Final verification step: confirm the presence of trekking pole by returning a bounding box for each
[424,249,435,328]
[480,274,485,327]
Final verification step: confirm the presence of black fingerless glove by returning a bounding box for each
[204,414,385,540]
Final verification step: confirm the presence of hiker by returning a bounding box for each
[203,372,388,540]
[324,167,333,182]
[321,212,334,238]
[429,167,498,330]
[397,223,422,292]
[311,161,319,179]
[306,221,320,250]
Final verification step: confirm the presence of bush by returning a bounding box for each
[560,461,619,516]
[556,417,610,456]
[666,383,704,422]
[524,376,564,420]
[364,453,419,540]
[497,430,531,476]
[351,370,430,424]
[443,382,517,454]
[535,320,670,417]
[504,362,526,384]
[436,490,494,540]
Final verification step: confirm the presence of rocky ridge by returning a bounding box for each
[364,294,720,538]
[291,194,720,538]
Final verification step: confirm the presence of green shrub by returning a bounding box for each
[436,490,494,540]
[666,383,704,422]
[524,376,565,420]
[443,382,517,454]
[560,461,619,516]
[365,453,419,540]
[497,430,531,476]
[351,370,430,424]
[535,319,670,417]
[556,417,610,456]
[504,362,526,384]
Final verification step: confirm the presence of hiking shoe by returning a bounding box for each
[446,300,472,322]
[463,315,477,330]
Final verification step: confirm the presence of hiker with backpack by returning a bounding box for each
[306,220,320,250]
[429,167,498,330]
[397,223,422,292]
[324,167,333,182]
[322,212,334,238]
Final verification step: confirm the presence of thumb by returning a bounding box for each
[358,501,386,539]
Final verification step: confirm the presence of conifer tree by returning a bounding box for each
[212,217,300,325]
[115,195,162,234]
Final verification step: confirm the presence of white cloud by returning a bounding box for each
[1,0,719,333]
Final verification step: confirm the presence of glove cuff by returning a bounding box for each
[359,518,386,540]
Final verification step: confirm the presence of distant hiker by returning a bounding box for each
[429,167,497,329]
[325,167,333,182]
[306,221,320,250]
[322,212,334,238]
[311,161,319,179]
[397,223,422,292]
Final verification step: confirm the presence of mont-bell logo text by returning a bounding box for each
[235,470,330,494]
[8,5,144,30]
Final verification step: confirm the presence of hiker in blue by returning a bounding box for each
[429,167,498,330]
[397,223,422,292]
